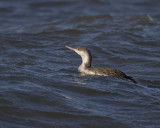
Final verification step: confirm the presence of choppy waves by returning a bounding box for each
[0,0,160,128]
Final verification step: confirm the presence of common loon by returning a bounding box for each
[66,46,137,84]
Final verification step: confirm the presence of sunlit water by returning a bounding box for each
[0,0,160,128]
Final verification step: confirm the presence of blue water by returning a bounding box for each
[0,0,160,128]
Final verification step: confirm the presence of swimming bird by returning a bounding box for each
[66,46,137,84]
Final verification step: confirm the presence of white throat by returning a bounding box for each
[78,54,90,72]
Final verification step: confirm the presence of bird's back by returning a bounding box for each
[88,67,124,76]
[85,67,137,83]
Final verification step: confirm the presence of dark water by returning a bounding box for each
[0,0,160,128]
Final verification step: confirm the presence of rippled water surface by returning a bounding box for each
[0,0,160,128]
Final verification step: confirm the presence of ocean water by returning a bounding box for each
[0,0,160,128]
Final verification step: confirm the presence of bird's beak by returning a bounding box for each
[65,46,76,51]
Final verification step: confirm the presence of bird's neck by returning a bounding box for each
[78,54,92,72]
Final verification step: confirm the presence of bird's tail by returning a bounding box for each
[125,75,137,84]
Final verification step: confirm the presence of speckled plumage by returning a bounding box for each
[66,46,137,84]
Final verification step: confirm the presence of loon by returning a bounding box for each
[66,46,137,84]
